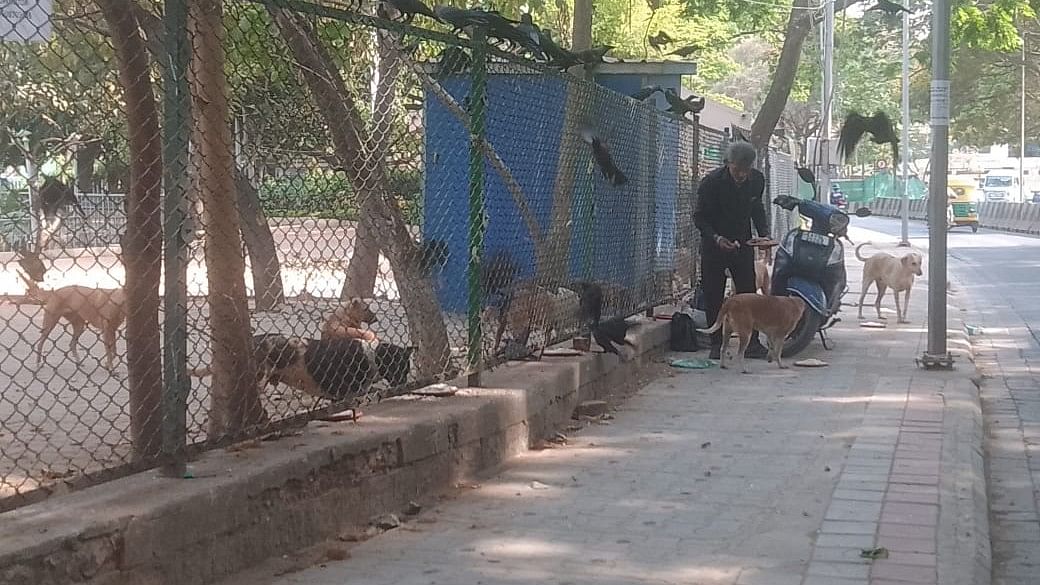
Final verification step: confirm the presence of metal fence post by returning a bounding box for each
[161,0,191,476]
[466,29,489,387]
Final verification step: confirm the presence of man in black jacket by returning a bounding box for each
[694,141,770,360]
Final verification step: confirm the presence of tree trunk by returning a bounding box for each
[190,0,265,436]
[341,29,398,300]
[271,10,450,378]
[235,167,285,311]
[750,0,813,150]
[76,140,102,193]
[96,0,164,460]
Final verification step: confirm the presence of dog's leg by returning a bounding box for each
[36,310,62,367]
[857,282,870,319]
[101,325,118,371]
[737,331,751,374]
[719,320,730,369]
[900,289,911,324]
[68,317,86,362]
[875,284,888,320]
[775,336,788,369]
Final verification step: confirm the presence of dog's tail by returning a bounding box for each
[188,365,211,378]
[855,242,872,263]
[697,304,729,335]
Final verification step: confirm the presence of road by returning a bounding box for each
[854,216,1040,585]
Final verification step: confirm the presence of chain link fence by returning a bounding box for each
[0,0,716,510]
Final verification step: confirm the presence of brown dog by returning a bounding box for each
[855,243,924,324]
[699,293,805,373]
[755,247,773,295]
[321,298,378,342]
[18,274,126,370]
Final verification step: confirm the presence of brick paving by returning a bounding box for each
[237,230,981,585]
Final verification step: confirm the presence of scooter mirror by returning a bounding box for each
[796,167,817,186]
[854,207,873,218]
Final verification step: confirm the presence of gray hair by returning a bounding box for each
[724,141,757,168]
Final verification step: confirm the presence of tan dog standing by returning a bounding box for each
[699,293,805,373]
[855,243,923,324]
[18,275,126,371]
[321,298,378,342]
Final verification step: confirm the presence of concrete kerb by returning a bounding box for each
[0,319,671,585]
[938,311,991,585]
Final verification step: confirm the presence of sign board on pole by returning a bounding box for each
[930,80,951,126]
[0,0,52,44]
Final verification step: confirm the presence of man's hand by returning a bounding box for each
[715,235,740,251]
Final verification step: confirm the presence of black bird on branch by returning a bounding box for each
[538,30,581,67]
[837,111,900,167]
[868,0,911,14]
[580,128,628,187]
[663,88,705,118]
[593,316,638,358]
[433,6,504,33]
[381,0,440,22]
[648,30,674,51]
[630,85,662,101]
[517,13,543,51]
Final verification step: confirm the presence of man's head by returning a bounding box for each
[724,141,757,184]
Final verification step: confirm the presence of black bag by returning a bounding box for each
[670,312,700,352]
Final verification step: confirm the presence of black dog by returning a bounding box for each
[191,334,414,401]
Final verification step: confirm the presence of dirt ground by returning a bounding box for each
[0,220,475,505]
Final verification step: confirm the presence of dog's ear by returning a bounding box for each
[901,255,911,267]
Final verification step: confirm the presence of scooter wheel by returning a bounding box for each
[783,310,824,358]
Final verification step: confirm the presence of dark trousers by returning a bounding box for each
[701,245,761,347]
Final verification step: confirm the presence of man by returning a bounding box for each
[693,141,770,360]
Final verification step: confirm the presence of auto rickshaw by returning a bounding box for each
[947,178,979,233]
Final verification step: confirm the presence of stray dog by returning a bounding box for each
[321,298,378,342]
[698,293,805,373]
[18,274,125,370]
[489,284,580,359]
[191,334,413,401]
[755,247,772,295]
[856,243,923,324]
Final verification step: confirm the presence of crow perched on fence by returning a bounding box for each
[837,111,900,167]
[669,42,704,58]
[663,88,705,118]
[381,0,439,22]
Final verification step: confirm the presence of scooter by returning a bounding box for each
[770,169,872,356]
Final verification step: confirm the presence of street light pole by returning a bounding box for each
[1021,29,1027,202]
[819,0,835,202]
[899,8,911,247]
[923,0,953,368]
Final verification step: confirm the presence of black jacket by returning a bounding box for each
[693,166,769,248]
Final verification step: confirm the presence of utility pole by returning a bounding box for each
[819,0,835,202]
[899,7,911,246]
[922,0,953,368]
[1021,28,1027,202]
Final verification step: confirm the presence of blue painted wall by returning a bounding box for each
[423,70,689,313]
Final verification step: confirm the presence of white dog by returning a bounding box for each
[856,243,924,324]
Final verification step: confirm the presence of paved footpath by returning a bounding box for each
[238,226,987,585]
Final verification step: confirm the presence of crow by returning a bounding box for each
[536,29,580,67]
[869,0,911,14]
[39,177,84,219]
[593,316,638,358]
[574,45,613,65]
[580,128,628,187]
[669,43,704,58]
[381,0,439,22]
[630,85,662,101]
[663,88,705,118]
[571,280,604,326]
[647,30,674,51]
[837,110,900,166]
[433,6,507,32]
